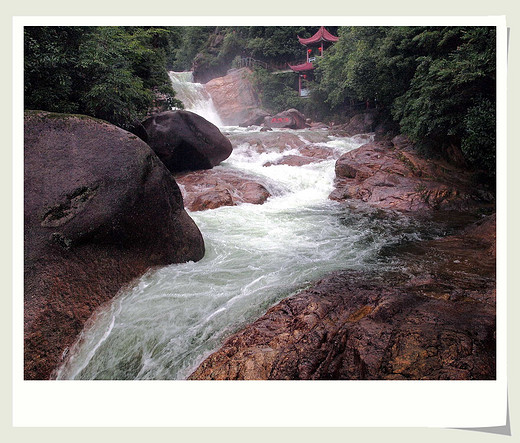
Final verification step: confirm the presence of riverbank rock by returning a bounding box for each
[204,68,266,126]
[330,111,378,136]
[176,169,271,211]
[330,139,495,212]
[262,145,335,167]
[189,215,495,380]
[140,110,233,173]
[239,109,272,128]
[263,155,321,167]
[24,111,205,379]
[264,109,308,129]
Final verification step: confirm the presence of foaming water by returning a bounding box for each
[168,71,224,127]
[55,128,441,380]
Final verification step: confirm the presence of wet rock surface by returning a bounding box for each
[176,169,271,211]
[24,111,205,379]
[263,155,321,167]
[264,109,308,129]
[330,138,494,212]
[189,215,496,380]
[204,68,264,126]
[140,110,233,173]
[263,144,337,167]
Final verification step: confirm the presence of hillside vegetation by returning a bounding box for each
[24,25,496,181]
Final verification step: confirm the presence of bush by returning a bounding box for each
[461,98,496,180]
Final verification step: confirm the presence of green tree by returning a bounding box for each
[24,26,182,129]
[314,26,496,180]
[392,27,496,177]
[24,26,93,113]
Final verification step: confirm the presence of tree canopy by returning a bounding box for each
[313,26,496,180]
[24,26,182,129]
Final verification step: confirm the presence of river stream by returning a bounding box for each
[55,73,452,380]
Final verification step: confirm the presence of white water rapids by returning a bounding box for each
[55,73,440,380]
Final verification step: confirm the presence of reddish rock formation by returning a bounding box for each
[24,111,205,379]
[298,145,336,159]
[262,144,336,167]
[239,109,272,127]
[330,138,495,212]
[140,110,233,173]
[330,111,378,136]
[204,68,265,126]
[176,169,271,211]
[263,155,320,167]
[264,109,308,129]
[189,215,496,380]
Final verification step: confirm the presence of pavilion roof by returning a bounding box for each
[298,26,339,46]
[288,61,315,72]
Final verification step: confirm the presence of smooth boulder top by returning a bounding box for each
[24,111,205,379]
[140,110,233,173]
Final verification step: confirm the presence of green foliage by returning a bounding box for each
[168,26,325,82]
[461,98,496,179]
[314,25,496,180]
[24,26,92,114]
[392,27,496,173]
[251,68,304,113]
[170,27,214,71]
[24,26,181,129]
[241,26,315,62]
[316,27,422,109]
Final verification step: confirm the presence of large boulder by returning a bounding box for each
[189,215,496,380]
[24,111,205,379]
[238,109,271,128]
[264,109,308,129]
[204,68,266,126]
[140,110,233,173]
[176,169,271,211]
[329,110,385,137]
[330,140,495,212]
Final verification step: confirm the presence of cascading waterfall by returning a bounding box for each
[55,76,444,381]
[168,71,224,127]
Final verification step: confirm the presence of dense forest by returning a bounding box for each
[24,25,496,181]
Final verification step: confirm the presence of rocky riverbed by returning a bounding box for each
[190,214,496,380]
[25,103,496,381]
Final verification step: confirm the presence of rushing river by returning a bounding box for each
[55,73,446,380]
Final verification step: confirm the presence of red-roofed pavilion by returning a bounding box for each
[297,26,339,47]
[289,26,339,97]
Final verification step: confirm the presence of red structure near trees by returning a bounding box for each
[289,26,339,97]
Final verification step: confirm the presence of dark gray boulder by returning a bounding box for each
[140,110,233,173]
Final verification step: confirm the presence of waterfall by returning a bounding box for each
[168,71,224,127]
